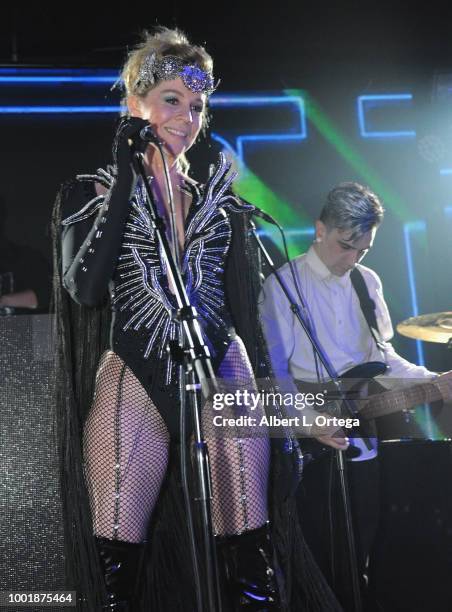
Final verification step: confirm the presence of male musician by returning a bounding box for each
[259,182,435,609]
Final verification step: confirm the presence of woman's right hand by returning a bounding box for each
[113,116,151,183]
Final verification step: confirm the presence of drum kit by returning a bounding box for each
[397,311,452,345]
[381,311,452,443]
[376,314,452,611]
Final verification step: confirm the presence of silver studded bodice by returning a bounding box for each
[112,182,235,384]
[62,155,253,389]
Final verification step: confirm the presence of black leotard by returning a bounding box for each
[61,154,252,435]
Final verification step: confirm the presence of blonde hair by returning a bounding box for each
[119,27,213,173]
[122,27,213,97]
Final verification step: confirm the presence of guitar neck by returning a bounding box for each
[360,374,451,420]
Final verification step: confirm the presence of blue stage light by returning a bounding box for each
[357,94,416,139]
[210,95,307,164]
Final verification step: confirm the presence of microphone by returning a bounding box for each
[239,196,280,227]
[251,207,280,226]
[139,126,164,146]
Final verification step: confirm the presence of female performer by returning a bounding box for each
[53,27,339,612]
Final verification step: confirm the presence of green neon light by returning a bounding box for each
[231,160,313,258]
[286,89,413,222]
[226,92,441,439]
[414,405,443,440]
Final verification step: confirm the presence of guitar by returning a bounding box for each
[298,363,452,463]
[359,369,452,420]
[297,361,387,463]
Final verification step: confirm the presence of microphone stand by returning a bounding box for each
[131,144,222,612]
[250,218,365,612]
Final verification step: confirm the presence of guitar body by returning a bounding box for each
[341,361,389,381]
[297,361,387,465]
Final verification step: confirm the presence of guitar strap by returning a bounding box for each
[350,267,385,352]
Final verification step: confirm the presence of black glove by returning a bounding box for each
[113,116,151,184]
[61,116,153,307]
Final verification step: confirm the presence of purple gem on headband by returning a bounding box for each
[180,65,215,94]
[138,54,216,95]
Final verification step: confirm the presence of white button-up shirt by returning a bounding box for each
[259,246,434,385]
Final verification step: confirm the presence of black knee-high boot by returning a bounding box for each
[217,523,282,611]
[95,537,145,611]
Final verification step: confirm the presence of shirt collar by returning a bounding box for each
[305,245,351,286]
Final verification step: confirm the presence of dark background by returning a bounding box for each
[2,3,452,371]
[2,6,452,610]
[3,3,452,83]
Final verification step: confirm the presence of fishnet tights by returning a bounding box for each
[83,351,170,543]
[204,338,270,536]
[83,341,269,544]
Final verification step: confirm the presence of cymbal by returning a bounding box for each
[397,311,452,343]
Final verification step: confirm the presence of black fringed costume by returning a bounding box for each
[52,153,341,611]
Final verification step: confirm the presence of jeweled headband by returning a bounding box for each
[136,53,216,95]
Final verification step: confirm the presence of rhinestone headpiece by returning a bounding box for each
[137,53,216,95]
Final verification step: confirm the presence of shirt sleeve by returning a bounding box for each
[258,272,297,391]
[363,267,436,382]
[258,271,333,434]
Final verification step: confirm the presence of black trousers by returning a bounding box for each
[297,453,380,611]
